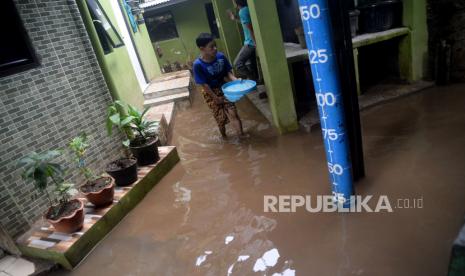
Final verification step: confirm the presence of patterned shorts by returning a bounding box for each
[200,87,237,128]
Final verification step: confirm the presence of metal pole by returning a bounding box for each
[297,0,354,206]
[327,0,365,181]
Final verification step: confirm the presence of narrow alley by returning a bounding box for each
[51,83,465,276]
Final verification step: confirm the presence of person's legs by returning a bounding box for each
[200,87,229,138]
[225,106,244,136]
[234,45,255,79]
[213,107,229,138]
[218,124,227,138]
[246,46,258,81]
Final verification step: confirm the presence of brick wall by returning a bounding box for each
[427,0,465,81]
[0,0,124,239]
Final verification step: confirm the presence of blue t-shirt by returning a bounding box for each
[239,7,255,47]
[193,52,232,89]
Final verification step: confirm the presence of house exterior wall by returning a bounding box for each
[146,0,227,70]
[77,0,162,109]
[0,0,124,239]
[116,0,161,81]
[129,18,162,81]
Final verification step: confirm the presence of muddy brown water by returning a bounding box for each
[53,84,465,275]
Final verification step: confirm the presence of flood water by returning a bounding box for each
[55,83,465,275]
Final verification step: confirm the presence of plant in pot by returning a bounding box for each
[105,154,138,187]
[106,100,160,166]
[69,133,115,207]
[19,150,84,233]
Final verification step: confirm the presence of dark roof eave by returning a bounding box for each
[142,0,189,12]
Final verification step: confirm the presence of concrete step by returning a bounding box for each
[144,103,176,146]
[144,86,189,100]
[0,254,55,276]
[143,73,192,100]
[145,102,175,125]
[246,85,273,125]
[150,70,190,83]
[143,91,190,108]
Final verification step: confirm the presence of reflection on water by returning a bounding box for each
[225,236,234,245]
[253,248,280,272]
[172,182,191,226]
[195,250,212,267]
[238,255,250,262]
[227,255,251,275]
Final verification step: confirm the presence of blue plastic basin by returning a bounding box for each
[222,80,257,102]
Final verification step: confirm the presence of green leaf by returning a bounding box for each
[114,100,126,111]
[145,121,159,128]
[122,139,130,147]
[42,150,62,161]
[21,165,35,180]
[106,117,114,136]
[127,104,140,118]
[18,154,36,167]
[141,106,151,120]
[48,163,64,177]
[19,150,64,192]
[121,116,135,126]
[109,113,121,125]
[69,132,88,155]
[53,182,76,200]
[107,104,117,113]
[33,170,47,190]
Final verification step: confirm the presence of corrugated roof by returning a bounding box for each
[139,0,172,9]
[140,0,189,11]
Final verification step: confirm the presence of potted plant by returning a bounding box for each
[19,150,84,233]
[69,133,115,207]
[106,100,160,166]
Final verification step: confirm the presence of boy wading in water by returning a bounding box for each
[193,33,244,139]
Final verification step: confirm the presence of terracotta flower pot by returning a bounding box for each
[79,176,115,207]
[45,199,84,233]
